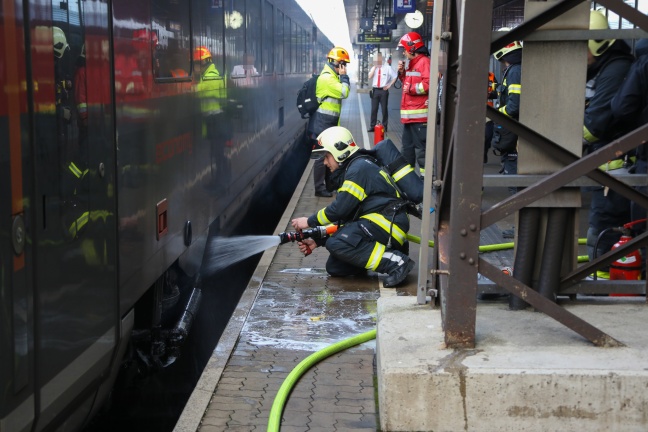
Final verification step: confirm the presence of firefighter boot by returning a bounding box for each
[382,251,415,288]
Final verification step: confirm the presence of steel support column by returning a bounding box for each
[436,0,493,348]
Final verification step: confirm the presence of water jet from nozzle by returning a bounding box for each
[203,235,280,276]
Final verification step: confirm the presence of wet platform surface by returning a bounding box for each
[173,82,529,432]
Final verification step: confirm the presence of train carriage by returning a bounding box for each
[0,0,334,430]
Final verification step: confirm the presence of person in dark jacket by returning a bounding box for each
[610,39,648,250]
[291,126,415,288]
[491,28,522,238]
[583,10,635,275]
[491,28,522,197]
[308,47,351,197]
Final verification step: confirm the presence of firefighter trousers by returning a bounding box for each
[324,215,410,277]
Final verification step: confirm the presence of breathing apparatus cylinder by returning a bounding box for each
[374,121,385,145]
[609,228,642,281]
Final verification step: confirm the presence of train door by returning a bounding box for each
[0,0,35,430]
[27,0,117,429]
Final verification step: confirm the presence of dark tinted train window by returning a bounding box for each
[152,0,192,80]
[291,21,298,73]
[275,9,284,74]
[193,0,225,79]
[284,17,291,74]
[241,0,261,76]
[262,0,273,74]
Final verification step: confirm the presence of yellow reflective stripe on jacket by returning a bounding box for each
[583,125,597,144]
[392,165,414,182]
[508,84,521,95]
[360,213,407,245]
[414,82,426,95]
[68,162,86,179]
[366,242,385,270]
[339,179,367,201]
[316,208,333,225]
[400,108,428,120]
[68,210,113,238]
[378,171,400,197]
[599,157,636,171]
[69,211,90,237]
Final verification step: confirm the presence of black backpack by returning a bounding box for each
[296,74,320,119]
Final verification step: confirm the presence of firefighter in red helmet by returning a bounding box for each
[396,32,430,176]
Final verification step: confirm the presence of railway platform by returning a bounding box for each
[174,82,648,432]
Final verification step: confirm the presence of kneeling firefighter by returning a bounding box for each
[291,126,415,288]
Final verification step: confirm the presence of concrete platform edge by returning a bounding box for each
[376,296,648,432]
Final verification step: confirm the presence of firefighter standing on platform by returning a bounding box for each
[582,10,634,272]
[396,32,430,176]
[291,126,415,288]
[308,47,351,197]
[491,29,522,199]
[194,46,230,186]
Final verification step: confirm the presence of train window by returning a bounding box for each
[284,17,291,74]
[192,0,225,80]
[302,27,308,73]
[238,0,261,77]
[291,21,298,73]
[262,0,273,74]
[152,0,192,81]
[275,9,284,74]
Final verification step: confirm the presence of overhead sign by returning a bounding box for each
[384,16,397,29]
[360,17,373,30]
[357,33,392,44]
[394,0,416,13]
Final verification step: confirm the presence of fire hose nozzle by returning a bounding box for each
[278,225,338,245]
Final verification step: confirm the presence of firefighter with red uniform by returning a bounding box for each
[396,32,430,176]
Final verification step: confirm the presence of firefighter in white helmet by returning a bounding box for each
[291,126,415,288]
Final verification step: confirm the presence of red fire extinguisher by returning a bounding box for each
[609,222,644,282]
[374,121,385,145]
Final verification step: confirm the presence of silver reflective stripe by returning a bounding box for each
[406,71,422,77]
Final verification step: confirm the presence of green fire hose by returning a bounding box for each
[267,329,377,432]
[267,235,591,430]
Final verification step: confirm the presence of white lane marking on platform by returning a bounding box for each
[357,93,372,149]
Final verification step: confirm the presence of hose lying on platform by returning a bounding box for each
[406,234,588,254]
[267,329,377,432]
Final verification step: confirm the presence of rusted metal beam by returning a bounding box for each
[482,111,648,228]
[479,259,625,347]
[560,231,648,286]
[437,0,493,348]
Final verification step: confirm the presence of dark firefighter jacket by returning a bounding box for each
[583,41,633,148]
[611,42,648,160]
[498,62,521,120]
[306,154,409,247]
[307,63,350,137]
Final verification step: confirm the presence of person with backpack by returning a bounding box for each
[582,10,635,275]
[307,47,351,197]
[291,126,415,288]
